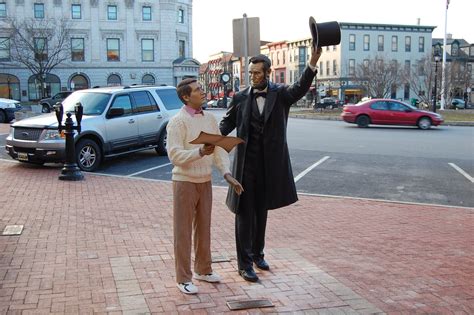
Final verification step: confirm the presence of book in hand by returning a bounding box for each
[189,131,244,153]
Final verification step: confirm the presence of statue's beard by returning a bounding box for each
[253,79,268,91]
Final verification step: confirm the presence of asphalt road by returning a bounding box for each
[1,110,473,207]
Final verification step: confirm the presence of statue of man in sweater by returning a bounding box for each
[166,78,243,295]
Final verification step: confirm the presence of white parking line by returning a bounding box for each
[127,162,172,177]
[294,156,330,183]
[448,163,474,183]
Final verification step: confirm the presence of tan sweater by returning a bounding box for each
[166,108,231,183]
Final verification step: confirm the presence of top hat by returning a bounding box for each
[309,17,341,48]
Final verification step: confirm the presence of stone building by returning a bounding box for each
[0,0,198,101]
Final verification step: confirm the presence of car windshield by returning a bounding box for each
[62,92,111,115]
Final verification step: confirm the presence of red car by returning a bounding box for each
[341,99,444,130]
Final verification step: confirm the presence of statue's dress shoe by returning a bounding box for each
[254,258,270,271]
[239,268,259,282]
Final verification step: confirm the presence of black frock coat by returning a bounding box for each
[219,66,317,213]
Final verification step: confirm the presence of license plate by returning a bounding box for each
[17,152,28,161]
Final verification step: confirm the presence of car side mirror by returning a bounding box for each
[107,107,125,118]
[404,109,412,113]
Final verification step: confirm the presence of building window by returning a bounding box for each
[405,60,410,74]
[107,74,121,86]
[363,34,369,51]
[282,51,285,64]
[107,38,120,61]
[405,36,411,52]
[298,46,306,64]
[279,71,284,83]
[417,60,424,76]
[142,6,151,21]
[451,42,459,56]
[107,5,117,20]
[34,37,47,61]
[418,36,424,52]
[141,39,154,62]
[71,38,84,61]
[404,83,410,99]
[0,2,6,18]
[391,85,397,99]
[349,34,355,51]
[391,36,398,52]
[349,59,355,76]
[178,40,185,58]
[178,8,184,23]
[363,59,369,75]
[378,35,384,51]
[0,37,10,61]
[71,4,81,19]
[326,61,330,76]
[333,60,337,75]
[142,74,155,85]
[319,61,323,76]
[34,3,44,19]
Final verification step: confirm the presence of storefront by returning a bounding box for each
[341,85,366,104]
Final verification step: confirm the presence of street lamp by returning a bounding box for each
[54,102,84,181]
[432,50,441,113]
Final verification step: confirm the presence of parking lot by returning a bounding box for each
[2,111,473,208]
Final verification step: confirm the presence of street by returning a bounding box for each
[1,112,473,207]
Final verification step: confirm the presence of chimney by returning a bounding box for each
[447,33,453,39]
[417,18,420,25]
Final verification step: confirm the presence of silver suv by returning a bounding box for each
[6,85,182,171]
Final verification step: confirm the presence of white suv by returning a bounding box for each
[6,85,182,171]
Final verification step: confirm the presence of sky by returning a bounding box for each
[192,0,473,63]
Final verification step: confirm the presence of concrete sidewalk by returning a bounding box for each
[0,159,473,314]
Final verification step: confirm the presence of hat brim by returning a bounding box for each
[309,16,318,49]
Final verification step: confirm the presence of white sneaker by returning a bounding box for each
[177,282,198,294]
[193,272,221,283]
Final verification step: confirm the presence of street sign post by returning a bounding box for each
[233,15,260,87]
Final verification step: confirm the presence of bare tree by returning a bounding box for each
[445,59,473,105]
[401,54,434,107]
[4,17,71,99]
[403,55,472,109]
[352,54,401,98]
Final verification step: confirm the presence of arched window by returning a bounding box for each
[142,74,155,85]
[27,73,61,100]
[0,74,20,100]
[70,74,89,90]
[107,74,121,86]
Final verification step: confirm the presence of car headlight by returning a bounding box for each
[43,129,65,140]
[5,103,17,108]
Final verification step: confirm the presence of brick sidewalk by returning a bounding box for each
[0,161,473,314]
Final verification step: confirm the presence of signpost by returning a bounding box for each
[233,15,260,87]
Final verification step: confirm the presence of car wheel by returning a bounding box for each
[76,139,102,172]
[356,115,370,128]
[417,117,432,130]
[0,110,6,123]
[41,104,51,113]
[155,129,167,156]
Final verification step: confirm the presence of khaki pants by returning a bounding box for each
[173,180,213,283]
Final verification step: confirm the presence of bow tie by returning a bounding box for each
[254,92,267,98]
